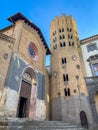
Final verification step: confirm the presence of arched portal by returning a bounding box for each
[89,85,98,122]
[94,91,98,114]
[17,67,37,118]
[80,111,88,128]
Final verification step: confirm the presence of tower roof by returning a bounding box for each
[7,12,51,55]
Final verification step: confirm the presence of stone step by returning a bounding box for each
[0,127,85,130]
[0,118,87,130]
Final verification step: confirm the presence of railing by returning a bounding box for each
[85,76,98,85]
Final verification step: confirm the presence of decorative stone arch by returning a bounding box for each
[89,85,98,123]
[22,67,37,84]
[17,67,37,118]
[90,86,98,102]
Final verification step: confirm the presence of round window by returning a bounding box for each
[28,42,38,61]
[3,53,8,59]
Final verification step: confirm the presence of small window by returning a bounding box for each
[64,88,70,96]
[53,39,55,42]
[53,44,57,50]
[68,34,70,39]
[72,42,74,46]
[69,41,74,46]
[63,42,66,46]
[60,42,66,47]
[60,42,62,47]
[55,37,57,42]
[69,41,71,46]
[63,35,65,39]
[71,35,73,39]
[63,74,66,81]
[68,34,73,39]
[53,37,57,43]
[63,74,69,81]
[70,28,72,32]
[60,35,65,40]
[62,58,66,64]
[53,31,56,36]
[67,28,69,31]
[59,35,62,40]
[87,43,97,52]
[62,28,64,32]
[66,74,69,81]
[59,29,61,33]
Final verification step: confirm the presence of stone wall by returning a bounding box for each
[51,95,94,127]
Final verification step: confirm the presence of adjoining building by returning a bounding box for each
[80,35,98,124]
[81,35,98,77]
[0,12,98,129]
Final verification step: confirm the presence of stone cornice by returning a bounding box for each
[0,32,15,44]
[80,34,98,45]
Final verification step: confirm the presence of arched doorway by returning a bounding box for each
[94,91,98,114]
[17,67,37,118]
[80,111,88,128]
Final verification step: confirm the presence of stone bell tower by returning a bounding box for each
[50,14,94,126]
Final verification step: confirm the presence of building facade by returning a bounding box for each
[80,35,98,124]
[0,13,50,120]
[81,35,98,77]
[0,12,98,128]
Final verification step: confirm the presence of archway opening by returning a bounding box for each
[94,91,98,114]
[17,67,37,118]
[80,111,88,128]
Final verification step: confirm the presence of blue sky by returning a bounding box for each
[0,0,98,65]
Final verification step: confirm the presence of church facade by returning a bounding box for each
[0,12,98,128]
[0,13,50,120]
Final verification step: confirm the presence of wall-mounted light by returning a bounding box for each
[53,71,57,77]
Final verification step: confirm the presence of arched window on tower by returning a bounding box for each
[63,74,69,81]
[72,42,74,46]
[62,58,67,64]
[59,35,62,40]
[59,29,61,33]
[60,42,63,47]
[64,88,70,96]
[62,28,64,32]
[53,44,57,50]
[63,42,66,46]
[63,35,65,39]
